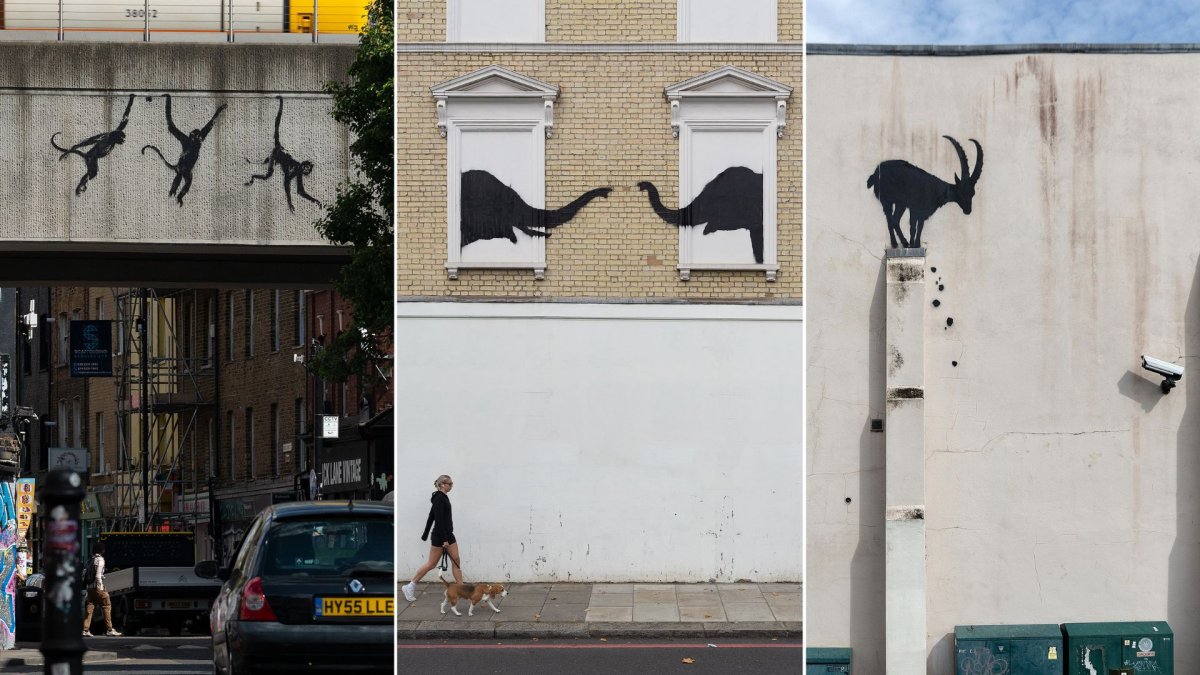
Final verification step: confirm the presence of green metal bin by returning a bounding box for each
[807,647,852,674]
[1062,621,1173,675]
[955,624,1063,675]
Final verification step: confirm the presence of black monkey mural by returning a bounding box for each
[50,94,136,196]
[460,170,612,247]
[245,96,322,212]
[867,136,984,249]
[142,94,226,206]
[638,166,765,264]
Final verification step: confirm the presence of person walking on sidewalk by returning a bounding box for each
[82,542,121,637]
[401,475,461,603]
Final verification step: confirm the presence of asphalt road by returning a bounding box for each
[397,638,805,674]
[6,635,213,674]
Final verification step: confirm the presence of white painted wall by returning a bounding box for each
[807,51,1200,673]
[396,301,803,582]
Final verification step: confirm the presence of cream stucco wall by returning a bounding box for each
[807,49,1200,673]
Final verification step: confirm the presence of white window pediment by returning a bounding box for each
[432,66,558,140]
[661,67,792,282]
[433,67,561,280]
[666,66,791,139]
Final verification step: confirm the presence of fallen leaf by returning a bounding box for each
[599,638,608,642]
[681,657,696,665]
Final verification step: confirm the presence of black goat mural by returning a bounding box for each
[51,94,136,196]
[638,166,764,264]
[867,136,984,249]
[245,96,321,211]
[460,170,612,247]
[142,94,226,206]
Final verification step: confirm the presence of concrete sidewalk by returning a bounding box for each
[3,645,119,667]
[397,582,803,640]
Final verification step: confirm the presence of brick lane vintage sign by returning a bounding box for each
[320,445,369,493]
[70,320,113,377]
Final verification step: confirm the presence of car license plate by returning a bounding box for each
[314,596,393,618]
[168,600,194,609]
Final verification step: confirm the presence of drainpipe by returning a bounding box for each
[884,249,927,673]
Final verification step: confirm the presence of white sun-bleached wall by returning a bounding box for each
[396,301,803,582]
[808,50,1200,674]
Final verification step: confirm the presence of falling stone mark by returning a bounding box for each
[930,267,937,273]
[946,317,954,327]
[952,361,959,367]
[938,284,945,291]
[886,506,925,521]
[888,345,904,376]
[932,299,941,308]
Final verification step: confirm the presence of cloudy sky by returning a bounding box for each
[807,0,1200,44]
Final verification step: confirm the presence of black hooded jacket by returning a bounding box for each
[421,490,453,541]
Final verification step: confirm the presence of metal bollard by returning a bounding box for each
[38,469,86,675]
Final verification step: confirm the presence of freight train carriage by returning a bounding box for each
[0,0,367,35]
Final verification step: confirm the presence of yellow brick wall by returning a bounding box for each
[398,0,445,42]
[397,0,802,43]
[397,53,802,300]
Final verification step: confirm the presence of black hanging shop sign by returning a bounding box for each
[70,320,113,377]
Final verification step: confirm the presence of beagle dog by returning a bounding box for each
[438,571,508,616]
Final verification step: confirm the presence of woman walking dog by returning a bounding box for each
[401,475,461,603]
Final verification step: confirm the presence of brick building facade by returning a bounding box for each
[396,2,804,582]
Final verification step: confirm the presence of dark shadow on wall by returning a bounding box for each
[928,633,954,673]
[1168,258,1200,662]
[1116,370,1164,414]
[848,259,888,672]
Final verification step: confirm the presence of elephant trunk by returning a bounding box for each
[539,187,613,228]
[639,182,682,225]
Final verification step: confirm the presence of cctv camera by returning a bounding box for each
[1142,355,1184,394]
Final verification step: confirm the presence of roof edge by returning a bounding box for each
[807,43,1200,56]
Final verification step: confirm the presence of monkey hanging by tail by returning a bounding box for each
[244,96,323,212]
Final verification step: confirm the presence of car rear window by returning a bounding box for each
[261,516,393,578]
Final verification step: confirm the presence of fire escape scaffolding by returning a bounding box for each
[111,289,213,532]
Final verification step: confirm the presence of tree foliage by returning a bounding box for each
[312,0,393,386]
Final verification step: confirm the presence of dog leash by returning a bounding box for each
[439,545,462,573]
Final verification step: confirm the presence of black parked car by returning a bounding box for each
[197,501,394,674]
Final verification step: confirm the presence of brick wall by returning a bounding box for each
[397,53,802,300]
[213,289,307,486]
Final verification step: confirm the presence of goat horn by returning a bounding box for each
[943,135,970,183]
[968,138,983,183]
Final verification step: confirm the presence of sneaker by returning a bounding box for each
[82,630,93,637]
[105,629,122,637]
[402,581,417,603]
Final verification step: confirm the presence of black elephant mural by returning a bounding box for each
[460,170,612,247]
[867,135,983,249]
[50,94,136,196]
[638,166,765,264]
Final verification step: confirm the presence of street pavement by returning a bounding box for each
[397,638,805,673]
[3,635,213,674]
[398,582,804,639]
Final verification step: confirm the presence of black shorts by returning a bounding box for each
[431,532,456,546]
